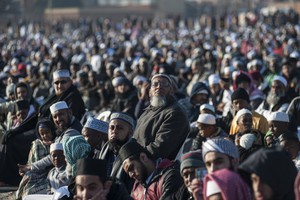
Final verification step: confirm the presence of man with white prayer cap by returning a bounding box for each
[38,69,85,120]
[256,75,290,119]
[82,116,108,158]
[98,112,136,192]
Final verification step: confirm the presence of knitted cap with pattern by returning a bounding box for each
[180,150,205,174]
[202,138,239,159]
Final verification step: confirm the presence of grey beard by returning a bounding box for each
[266,92,283,106]
[150,96,167,107]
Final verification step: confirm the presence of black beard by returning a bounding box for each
[108,139,128,155]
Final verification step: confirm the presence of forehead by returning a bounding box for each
[122,158,134,168]
[272,80,284,87]
[240,113,252,119]
[182,167,196,174]
[152,76,170,83]
[109,119,130,127]
[82,127,99,135]
[53,77,69,82]
[76,175,101,184]
[205,151,228,161]
[51,150,64,155]
[52,109,68,116]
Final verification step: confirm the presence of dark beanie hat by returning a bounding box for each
[76,158,108,182]
[119,139,148,163]
[180,150,205,174]
[235,73,251,86]
[15,100,29,111]
[231,88,250,103]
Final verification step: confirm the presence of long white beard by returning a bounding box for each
[150,96,167,107]
[266,92,284,106]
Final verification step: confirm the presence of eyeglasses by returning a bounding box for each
[151,81,169,88]
[54,80,68,85]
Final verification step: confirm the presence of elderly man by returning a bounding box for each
[134,74,190,160]
[74,158,131,200]
[119,140,183,200]
[267,111,290,140]
[202,138,239,174]
[256,75,290,118]
[18,101,82,177]
[82,116,108,158]
[98,112,135,191]
[38,69,85,120]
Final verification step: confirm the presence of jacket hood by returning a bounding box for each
[190,82,210,103]
[35,118,56,141]
[239,146,297,200]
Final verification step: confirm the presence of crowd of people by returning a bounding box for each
[0,8,300,200]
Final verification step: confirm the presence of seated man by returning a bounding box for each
[119,140,183,200]
[74,158,131,200]
[267,111,290,140]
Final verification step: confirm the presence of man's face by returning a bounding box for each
[210,84,220,95]
[232,99,249,113]
[82,127,102,148]
[191,93,208,106]
[16,109,29,123]
[123,157,148,183]
[52,109,71,132]
[76,175,104,200]
[16,86,28,100]
[271,81,285,97]
[108,119,132,142]
[182,167,207,189]
[50,150,66,168]
[53,77,72,96]
[251,173,273,200]
[237,114,252,133]
[237,81,250,92]
[38,127,54,143]
[204,152,232,174]
[268,121,288,138]
[149,76,172,98]
[116,83,130,94]
[197,123,214,138]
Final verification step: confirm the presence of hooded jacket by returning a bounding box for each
[131,159,183,200]
[239,146,297,200]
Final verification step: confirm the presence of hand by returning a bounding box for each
[139,82,150,100]
[190,179,204,200]
[17,164,31,176]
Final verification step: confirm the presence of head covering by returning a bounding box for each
[50,101,69,114]
[63,135,91,176]
[15,100,29,111]
[208,74,220,86]
[190,82,210,103]
[119,139,148,163]
[151,74,172,84]
[112,76,131,87]
[239,134,256,150]
[52,186,70,200]
[206,180,221,197]
[267,111,289,122]
[84,117,108,134]
[133,75,147,87]
[204,169,251,200]
[53,69,70,80]
[180,150,205,174]
[197,114,216,125]
[76,158,108,182]
[36,118,55,140]
[231,88,250,103]
[110,112,135,130]
[235,72,251,86]
[97,110,112,122]
[200,104,215,113]
[239,146,297,200]
[202,138,239,159]
[50,143,63,153]
[235,108,252,122]
[278,131,299,143]
[273,75,287,87]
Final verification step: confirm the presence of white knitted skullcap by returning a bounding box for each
[267,111,289,122]
[235,108,252,122]
[84,117,108,134]
[273,75,287,87]
[53,70,70,80]
[239,134,256,150]
[200,104,215,113]
[197,114,216,125]
[50,101,68,114]
[50,143,63,153]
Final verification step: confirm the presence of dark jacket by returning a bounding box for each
[38,84,85,120]
[98,142,134,193]
[0,113,38,186]
[107,180,133,200]
[134,96,190,160]
[166,184,193,200]
[239,146,297,200]
[131,159,183,200]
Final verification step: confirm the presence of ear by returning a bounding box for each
[139,152,148,163]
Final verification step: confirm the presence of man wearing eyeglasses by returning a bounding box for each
[38,69,85,120]
[133,74,190,160]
